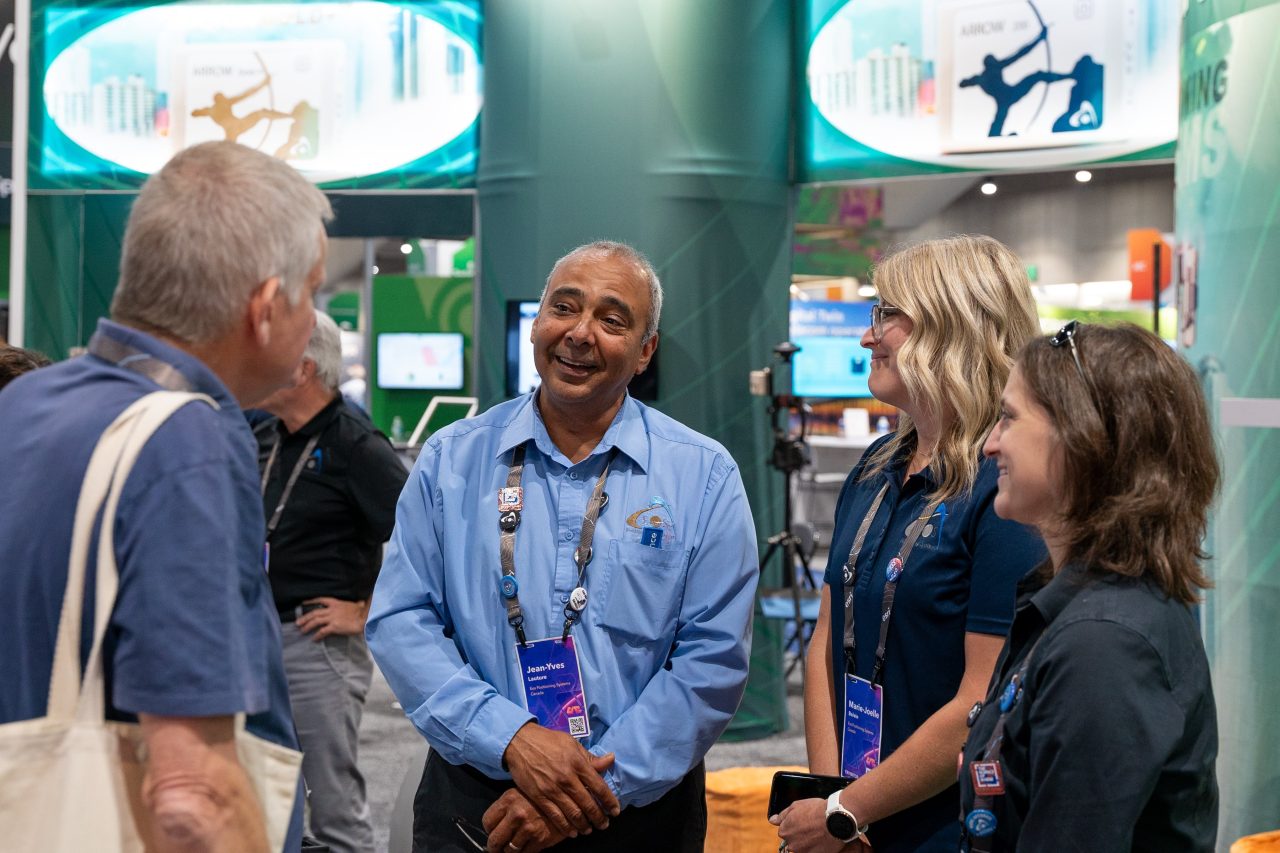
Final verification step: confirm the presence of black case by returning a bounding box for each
[766,770,849,817]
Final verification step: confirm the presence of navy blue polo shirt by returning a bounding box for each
[823,434,1045,853]
[0,319,302,850]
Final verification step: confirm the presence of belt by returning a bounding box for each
[278,602,329,623]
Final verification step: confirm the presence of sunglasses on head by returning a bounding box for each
[1049,320,1088,384]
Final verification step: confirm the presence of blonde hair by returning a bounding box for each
[863,234,1039,504]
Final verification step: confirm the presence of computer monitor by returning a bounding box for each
[789,300,874,399]
[376,332,465,390]
[505,300,659,400]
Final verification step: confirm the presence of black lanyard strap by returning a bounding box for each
[89,332,195,393]
[842,482,942,684]
[499,443,615,647]
[260,433,321,541]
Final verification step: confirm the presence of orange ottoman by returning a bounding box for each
[705,766,808,853]
[1233,831,1280,852]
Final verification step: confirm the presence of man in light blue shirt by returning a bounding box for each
[367,241,758,852]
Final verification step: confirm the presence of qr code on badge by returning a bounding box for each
[568,716,588,736]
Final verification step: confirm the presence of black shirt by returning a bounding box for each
[959,563,1218,852]
[256,397,408,612]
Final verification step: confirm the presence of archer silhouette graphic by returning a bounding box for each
[190,72,290,143]
[274,100,320,160]
[1050,54,1104,132]
[959,25,1068,136]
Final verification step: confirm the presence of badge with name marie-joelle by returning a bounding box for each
[840,674,883,779]
[516,636,590,738]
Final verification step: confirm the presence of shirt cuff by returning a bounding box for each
[462,695,536,777]
[588,744,625,803]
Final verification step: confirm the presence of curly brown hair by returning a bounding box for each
[0,345,52,391]
[1018,323,1218,603]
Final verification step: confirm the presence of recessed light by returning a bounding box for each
[400,242,413,255]
[1075,170,1093,183]
[980,182,997,196]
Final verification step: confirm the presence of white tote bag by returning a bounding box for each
[0,391,302,852]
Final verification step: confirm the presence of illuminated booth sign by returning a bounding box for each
[803,0,1178,181]
[33,0,481,189]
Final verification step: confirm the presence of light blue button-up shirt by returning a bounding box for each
[367,393,758,807]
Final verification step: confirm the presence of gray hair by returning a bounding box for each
[304,310,342,391]
[541,240,663,343]
[112,141,333,343]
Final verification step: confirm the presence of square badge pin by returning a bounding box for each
[498,486,523,512]
[970,760,1006,796]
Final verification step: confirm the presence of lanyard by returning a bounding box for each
[963,633,1046,853]
[88,331,195,393]
[499,443,615,647]
[841,482,942,685]
[259,432,321,541]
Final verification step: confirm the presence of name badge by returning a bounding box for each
[841,674,883,779]
[516,636,591,739]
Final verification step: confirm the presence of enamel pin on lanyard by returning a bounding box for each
[499,442,614,739]
[839,483,943,779]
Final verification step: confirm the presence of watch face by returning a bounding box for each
[826,812,857,841]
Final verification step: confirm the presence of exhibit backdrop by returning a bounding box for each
[803,0,1179,181]
[30,0,480,189]
[1176,0,1280,844]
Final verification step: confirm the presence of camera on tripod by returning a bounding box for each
[750,342,810,476]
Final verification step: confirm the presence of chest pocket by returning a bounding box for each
[596,539,688,644]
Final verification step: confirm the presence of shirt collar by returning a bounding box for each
[89,318,240,412]
[496,390,649,473]
[290,395,342,438]
[1025,561,1091,624]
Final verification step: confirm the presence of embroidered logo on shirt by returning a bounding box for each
[626,496,678,548]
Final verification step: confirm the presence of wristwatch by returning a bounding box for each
[825,790,868,843]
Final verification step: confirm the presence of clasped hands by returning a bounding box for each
[481,721,620,853]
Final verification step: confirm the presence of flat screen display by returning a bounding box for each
[790,300,873,399]
[377,332,465,390]
[33,0,481,189]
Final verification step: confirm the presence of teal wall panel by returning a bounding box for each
[1177,0,1280,844]
[477,0,794,739]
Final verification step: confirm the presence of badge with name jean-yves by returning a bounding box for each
[517,636,591,738]
[840,674,883,779]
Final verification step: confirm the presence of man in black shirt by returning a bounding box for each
[257,311,408,853]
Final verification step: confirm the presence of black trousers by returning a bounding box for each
[413,751,707,852]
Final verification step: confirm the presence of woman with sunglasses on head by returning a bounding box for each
[774,235,1047,853]
[958,322,1218,851]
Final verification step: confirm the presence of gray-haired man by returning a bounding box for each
[0,140,332,851]
[256,310,408,853]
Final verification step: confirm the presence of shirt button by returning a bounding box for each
[559,593,569,603]
[562,530,574,541]
[569,471,580,481]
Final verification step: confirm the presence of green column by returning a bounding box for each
[477,0,794,738]
[1177,0,1280,843]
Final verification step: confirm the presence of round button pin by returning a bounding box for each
[500,576,519,599]
[965,808,997,838]
[886,557,903,583]
[568,586,589,612]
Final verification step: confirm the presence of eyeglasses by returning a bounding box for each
[454,816,488,851]
[1049,320,1088,384]
[870,302,905,343]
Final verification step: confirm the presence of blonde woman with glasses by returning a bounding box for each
[774,235,1046,853]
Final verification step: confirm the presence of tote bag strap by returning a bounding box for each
[46,391,219,722]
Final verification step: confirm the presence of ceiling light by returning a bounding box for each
[980,182,997,196]
[371,265,380,275]
[1075,170,1093,183]
[399,242,413,255]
